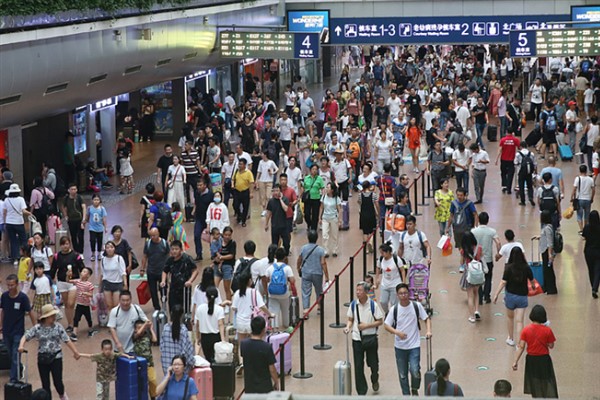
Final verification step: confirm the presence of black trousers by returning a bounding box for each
[430,170,446,192]
[73,304,93,328]
[518,173,534,203]
[67,219,84,254]
[89,231,104,253]
[38,357,65,399]
[200,332,221,363]
[338,179,350,201]
[584,248,600,293]
[478,262,494,302]
[542,250,557,295]
[186,174,199,204]
[500,160,515,192]
[233,189,250,224]
[304,199,321,231]
[352,339,379,396]
[147,273,163,311]
[271,225,291,255]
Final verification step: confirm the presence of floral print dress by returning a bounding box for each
[168,211,189,250]
[434,189,454,223]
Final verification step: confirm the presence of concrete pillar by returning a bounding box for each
[99,107,117,169]
[172,78,186,139]
[7,125,23,188]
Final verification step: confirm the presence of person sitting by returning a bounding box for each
[85,158,112,188]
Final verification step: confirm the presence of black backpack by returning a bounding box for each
[539,186,558,214]
[231,257,258,292]
[53,173,67,198]
[519,151,535,176]
[156,203,173,229]
[36,187,53,217]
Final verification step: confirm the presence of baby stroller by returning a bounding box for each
[407,263,432,316]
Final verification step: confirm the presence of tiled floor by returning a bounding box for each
[1,76,599,399]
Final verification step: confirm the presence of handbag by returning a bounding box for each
[302,177,317,203]
[355,300,378,350]
[572,177,581,211]
[459,268,469,291]
[130,251,140,270]
[201,229,210,243]
[214,341,234,364]
[29,215,43,235]
[528,279,544,296]
[38,350,60,365]
[136,281,151,305]
[381,179,395,206]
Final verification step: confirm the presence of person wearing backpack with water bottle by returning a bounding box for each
[539,102,558,161]
[459,232,485,323]
[265,247,297,330]
[515,142,537,206]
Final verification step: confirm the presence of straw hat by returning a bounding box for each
[5,183,21,196]
[39,304,59,320]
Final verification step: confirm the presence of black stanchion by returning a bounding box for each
[362,241,367,278]
[279,343,286,390]
[343,257,354,307]
[329,275,345,328]
[313,295,332,350]
[371,232,377,275]
[419,172,429,206]
[413,177,421,216]
[426,171,433,198]
[293,319,313,379]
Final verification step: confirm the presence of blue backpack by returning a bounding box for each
[268,263,287,295]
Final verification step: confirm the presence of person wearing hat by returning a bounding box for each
[19,303,80,400]
[4,183,31,265]
[565,100,580,153]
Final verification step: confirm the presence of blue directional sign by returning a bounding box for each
[294,33,320,59]
[509,30,537,57]
[287,10,329,33]
[329,14,570,45]
[571,6,600,27]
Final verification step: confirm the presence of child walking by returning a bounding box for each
[119,147,134,194]
[17,245,33,293]
[168,202,189,250]
[69,266,97,341]
[133,319,158,398]
[85,194,108,262]
[30,261,54,321]
[80,339,131,400]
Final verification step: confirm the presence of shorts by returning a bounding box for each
[102,280,124,293]
[543,131,557,145]
[56,281,77,293]
[214,264,233,281]
[236,322,251,334]
[504,292,528,310]
[593,167,598,177]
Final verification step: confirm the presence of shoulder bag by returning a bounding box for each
[353,300,378,350]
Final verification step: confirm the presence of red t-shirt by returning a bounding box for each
[73,279,95,306]
[499,135,521,161]
[520,323,556,356]
[281,186,297,219]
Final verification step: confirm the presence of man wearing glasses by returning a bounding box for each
[384,283,432,396]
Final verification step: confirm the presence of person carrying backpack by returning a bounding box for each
[515,142,537,206]
[446,188,479,250]
[536,172,561,231]
[265,247,297,330]
[231,240,259,293]
[147,191,173,240]
[374,243,406,314]
[539,102,558,160]
[29,177,55,237]
[459,232,485,323]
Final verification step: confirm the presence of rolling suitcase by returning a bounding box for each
[423,337,436,396]
[224,317,239,366]
[558,144,573,161]
[4,351,31,400]
[340,201,350,231]
[529,238,545,290]
[487,125,498,142]
[289,295,300,327]
[116,356,149,400]
[211,362,235,399]
[185,203,195,222]
[333,333,352,395]
[525,127,542,147]
[46,214,62,244]
[183,286,193,331]
[0,340,10,370]
[189,366,213,400]
[152,289,168,344]
[266,331,292,375]
[54,228,68,251]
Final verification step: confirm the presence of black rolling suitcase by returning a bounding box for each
[4,351,31,400]
[487,125,498,142]
[185,203,194,222]
[0,340,10,371]
[423,337,436,396]
[212,362,235,399]
[525,127,542,147]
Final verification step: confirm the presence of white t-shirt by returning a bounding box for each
[452,149,472,172]
[423,111,437,131]
[331,159,351,183]
[401,230,428,264]
[167,164,186,182]
[195,303,225,334]
[257,160,278,183]
[456,106,471,130]
[584,88,594,104]
[265,262,294,291]
[378,256,404,289]
[101,255,126,283]
[574,176,594,201]
[0,200,4,224]
[386,97,402,117]
[32,246,54,272]
[593,152,599,169]
[224,95,236,114]
[107,304,147,353]
[498,242,525,264]
[221,161,236,181]
[358,171,379,185]
[236,152,253,167]
[232,288,264,326]
[284,167,303,194]
[277,118,294,141]
[376,140,393,159]
[565,109,578,124]
[192,286,223,310]
[472,150,490,170]
[384,301,429,350]
[346,299,384,341]
[32,274,52,295]
[530,84,545,104]
[4,197,27,225]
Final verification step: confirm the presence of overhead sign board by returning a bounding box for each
[287,10,330,43]
[510,27,600,58]
[571,5,600,26]
[329,14,569,45]
[219,31,320,59]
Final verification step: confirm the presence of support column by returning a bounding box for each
[99,107,117,169]
[7,125,23,188]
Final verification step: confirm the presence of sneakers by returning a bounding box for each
[90,255,96,262]
[474,311,481,320]
[468,317,476,323]
[459,265,465,273]
[69,333,78,342]
[59,394,70,400]
[593,291,598,299]
[506,337,515,346]
[373,381,380,392]
[13,260,18,266]
[261,210,267,217]
[411,389,419,396]
[97,253,103,260]
[88,329,99,337]
[66,326,74,334]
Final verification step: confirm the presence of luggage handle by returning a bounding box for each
[20,349,28,384]
[531,237,540,263]
[426,336,432,371]
[345,331,350,364]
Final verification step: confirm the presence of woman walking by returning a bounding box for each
[460,232,483,323]
[194,286,226,363]
[99,241,127,310]
[374,243,404,314]
[4,183,31,264]
[167,155,186,208]
[319,183,342,257]
[492,247,534,347]
[31,233,54,273]
[536,210,557,295]
[302,165,325,231]
[582,210,600,298]
[169,202,189,250]
[159,306,195,375]
[84,194,107,262]
[425,358,464,396]
[19,304,80,400]
[205,191,230,233]
[406,117,422,173]
[359,181,379,254]
[513,305,558,398]
[434,178,454,237]
[111,225,133,288]
[139,183,155,238]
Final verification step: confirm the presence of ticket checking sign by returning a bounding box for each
[329,15,569,44]
[220,31,320,59]
[510,27,600,57]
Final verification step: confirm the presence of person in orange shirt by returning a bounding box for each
[406,117,422,173]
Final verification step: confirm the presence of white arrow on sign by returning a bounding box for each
[334,26,342,36]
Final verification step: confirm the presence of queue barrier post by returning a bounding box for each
[279,343,286,390]
[344,257,354,307]
[313,294,332,350]
[413,176,421,216]
[371,230,377,275]
[362,241,367,278]
[293,318,313,379]
[329,275,345,329]
[419,171,429,206]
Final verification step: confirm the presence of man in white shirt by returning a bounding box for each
[455,98,471,134]
[276,112,295,155]
[386,91,402,119]
[565,100,580,153]
[331,149,352,201]
[470,143,489,204]
[344,282,384,395]
[398,216,432,266]
[495,229,524,264]
[471,212,501,304]
[324,124,342,146]
[384,283,432,396]
[108,291,148,353]
[255,152,279,216]
[283,156,303,195]
[423,104,437,135]
[224,90,236,131]
[571,164,595,232]
[298,90,315,127]
[452,143,472,193]
[235,144,253,169]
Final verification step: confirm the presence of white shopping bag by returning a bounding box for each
[214,341,234,364]
[437,234,450,250]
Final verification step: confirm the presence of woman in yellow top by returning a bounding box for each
[434,178,454,237]
[18,245,33,290]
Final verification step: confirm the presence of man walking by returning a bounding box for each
[384,283,432,396]
[193,178,213,260]
[470,143,490,204]
[141,228,170,311]
[181,141,202,204]
[161,240,198,312]
[472,97,488,149]
[297,230,329,314]
[537,172,561,230]
[232,159,254,226]
[471,212,501,304]
[265,184,291,255]
[446,188,479,251]
[344,282,384,395]
[62,184,86,255]
[240,316,280,394]
[514,142,537,206]
[427,141,450,192]
[108,290,148,353]
[495,126,520,194]
[0,274,35,382]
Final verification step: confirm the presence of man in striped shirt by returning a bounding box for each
[180,140,201,205]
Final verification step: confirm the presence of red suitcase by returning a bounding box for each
[189,366,213,399]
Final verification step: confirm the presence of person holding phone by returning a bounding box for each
[156,355,198,400]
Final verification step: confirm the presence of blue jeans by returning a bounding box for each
[225,113,234,131]
[5,332,22,382]
[395,347,422,395]
[6,223,27,260]
[301,273,323,309]
[475,123,486,149]
[455,170,469,193]
[194,220,207,258]
[499,116,507,138]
